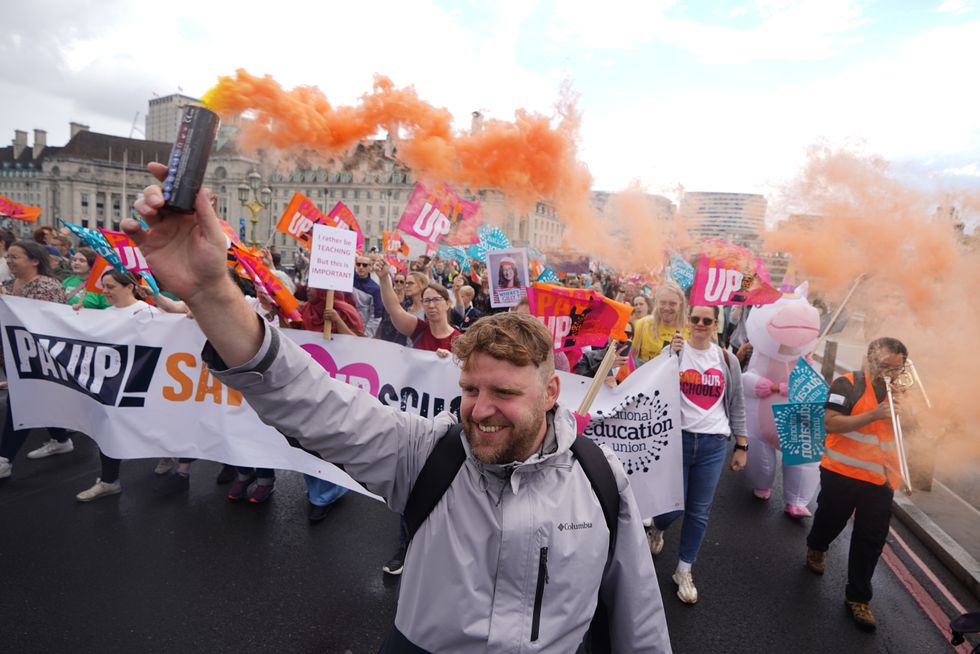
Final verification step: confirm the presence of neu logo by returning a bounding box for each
[6,327,162,407]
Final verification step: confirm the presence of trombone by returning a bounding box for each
[883,365,918,496]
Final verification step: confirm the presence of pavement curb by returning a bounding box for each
[893,493,980,599]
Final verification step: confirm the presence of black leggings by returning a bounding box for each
[0,398,69,461]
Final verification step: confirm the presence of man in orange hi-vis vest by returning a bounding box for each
[804,337,912,632]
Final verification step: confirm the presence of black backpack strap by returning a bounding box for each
[570,435,620,654]
[570,435,620,554]
[403,424,466,543]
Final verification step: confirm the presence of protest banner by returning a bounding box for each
[690,254,781,306]
[774,358,829,465]
[0,296,682,518]
[99,229,151,275]
[527,283,634,351]
[61,221,160,294]
[383,230,410,257]
[466,225,511,264]
[84,257,111,294]
[486,248,529,308]
[307,224,358,338]
[668,251,695,289]
[536,267,560,283]
[230,243,301,322]
[0,194,41,222]
[396,183,480,248]
[435,244,471,274]
[308,225,358,293]
[276,193,364,251]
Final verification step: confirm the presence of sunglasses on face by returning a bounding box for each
[355,262,371,268]
[689,316,715,326]
[393,280,405,285]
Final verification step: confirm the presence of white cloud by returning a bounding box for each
[941,162,980,176]
[580,19,980,196]
[938,0,973,15]
[547,0,869,63]
[0,0,561,146]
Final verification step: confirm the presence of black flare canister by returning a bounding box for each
[162,105,220,213]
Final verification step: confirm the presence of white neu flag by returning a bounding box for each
[0,296,682,517]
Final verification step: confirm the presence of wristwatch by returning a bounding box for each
[733,442,749,452]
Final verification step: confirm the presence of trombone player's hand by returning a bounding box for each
[869,400,893,422]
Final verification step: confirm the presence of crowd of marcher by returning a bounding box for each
[0,183,913,647]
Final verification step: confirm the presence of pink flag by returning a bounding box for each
[396,182,480,248]
[98,229,151,274]
[689,241,781,306]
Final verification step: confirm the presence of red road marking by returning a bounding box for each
[881,543,972,654]
[889,526,968,615]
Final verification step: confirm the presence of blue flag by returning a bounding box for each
[669,252,695,289]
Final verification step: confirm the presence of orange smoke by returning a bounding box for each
[203,70,590,209]
[766,144,980,478]
[201,70,688,266]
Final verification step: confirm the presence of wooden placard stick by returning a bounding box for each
[577,341,621,416]
[322,290,335,340]
[814,273,867,350]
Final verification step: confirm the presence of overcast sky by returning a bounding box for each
[1,0,977,203]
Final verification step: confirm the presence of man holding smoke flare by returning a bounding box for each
[126,163,672,653]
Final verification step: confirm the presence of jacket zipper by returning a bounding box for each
[530,546,549,642]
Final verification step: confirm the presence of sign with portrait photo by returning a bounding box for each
[486,247,529,308]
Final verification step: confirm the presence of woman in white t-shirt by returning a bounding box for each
[646,304,748,606]
[74,270,185,502]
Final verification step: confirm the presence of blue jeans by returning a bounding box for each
[303,474,348,507]
[654,430,729,564]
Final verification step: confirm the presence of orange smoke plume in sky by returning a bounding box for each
[203,70,589,209]
[202,70,682,266]
[766,145,980,477]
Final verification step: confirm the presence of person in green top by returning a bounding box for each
[62,247,111,310]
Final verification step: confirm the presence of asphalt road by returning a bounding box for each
[1,425,977,653]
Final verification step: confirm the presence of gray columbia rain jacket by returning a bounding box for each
[207,321,672,653]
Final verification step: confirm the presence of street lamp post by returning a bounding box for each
[238,170,272,247]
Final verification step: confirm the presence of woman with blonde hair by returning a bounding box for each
[633,281,690,364]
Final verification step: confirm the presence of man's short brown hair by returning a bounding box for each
[452,312,555,376]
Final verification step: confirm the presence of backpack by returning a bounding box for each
[403,423,620,654]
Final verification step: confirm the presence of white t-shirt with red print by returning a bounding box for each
[678,342,731,436]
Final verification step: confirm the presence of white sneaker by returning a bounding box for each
[76,478,122,502]
[26,438,74,459]
[0,457,10,479]
[646,526,665,556]
[672,569,699,604]
[153,457,177,475]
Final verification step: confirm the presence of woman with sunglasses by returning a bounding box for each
[376,271,426,346]
[647,304,747,605]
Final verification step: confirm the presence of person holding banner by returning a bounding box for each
[647,304,747,605]
[62,247,111,310]
[1,241,72,476]
[126,168,672,652]
[805,337,912,631]
[72,270,193,501]
[634,282,690,365]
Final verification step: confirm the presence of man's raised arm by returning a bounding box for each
[122,162,263,368]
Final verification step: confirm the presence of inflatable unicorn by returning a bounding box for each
[742,283,821,518]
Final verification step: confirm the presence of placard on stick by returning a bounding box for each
[308,224,358,292]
